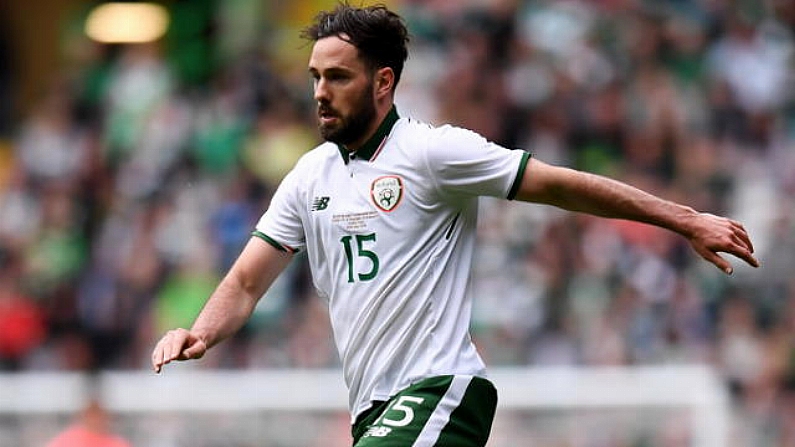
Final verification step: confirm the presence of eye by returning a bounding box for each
[309,70,351,86]
[326,70,353,83]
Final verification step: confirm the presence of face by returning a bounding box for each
[309,36,378,147]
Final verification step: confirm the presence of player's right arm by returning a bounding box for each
[151,236,293,373]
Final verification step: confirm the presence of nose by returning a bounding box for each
[314,78,330,103]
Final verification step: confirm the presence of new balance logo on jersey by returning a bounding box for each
[312,196,330,211]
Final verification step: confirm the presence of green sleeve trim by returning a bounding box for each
[251,231,297,253]
[507,151,531,200]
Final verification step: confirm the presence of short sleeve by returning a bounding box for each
[254,168,306,253]
[425,125,530,199]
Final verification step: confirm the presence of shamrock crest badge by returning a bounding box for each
[371,175,403,212]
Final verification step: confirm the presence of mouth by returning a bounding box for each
[318,106,339,125]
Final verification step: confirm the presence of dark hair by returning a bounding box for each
[302,3,409,90]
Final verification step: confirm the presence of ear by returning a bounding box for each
[374,67,395,98]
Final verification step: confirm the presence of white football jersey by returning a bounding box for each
[254,108,530,420]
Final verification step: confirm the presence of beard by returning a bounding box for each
[317,81,377,146]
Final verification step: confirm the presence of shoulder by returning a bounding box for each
[391,117,486,155]
[409,120,492,165]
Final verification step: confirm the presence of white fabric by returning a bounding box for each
[256,116,527,420]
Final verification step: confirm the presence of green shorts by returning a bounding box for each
[351,375,497,447]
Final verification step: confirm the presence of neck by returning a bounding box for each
[345,100,393,152]
[335,105,399,164]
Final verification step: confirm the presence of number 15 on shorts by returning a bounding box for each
[364,396,425,438]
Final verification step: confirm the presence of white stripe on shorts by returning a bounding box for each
[412,375,473,447]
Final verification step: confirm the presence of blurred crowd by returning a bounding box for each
[1,0,795,445]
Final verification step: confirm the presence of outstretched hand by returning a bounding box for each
[151,328,208,373]
[685,212,760,275]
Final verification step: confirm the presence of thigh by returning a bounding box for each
[352,375,497,447]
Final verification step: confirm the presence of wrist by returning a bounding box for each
[671,206,700,238]
[190,326,215,349]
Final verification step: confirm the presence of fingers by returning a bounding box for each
[721,219,759,269]
[182,340,208,360]
[694,245,734,275]
[729,233,760,268]
[691,227,760,275]
[151,334,168,373]
[729,219,755,254]
[151,329,195,374]
[687,214,762,274]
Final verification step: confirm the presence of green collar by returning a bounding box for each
[337,106,399,164]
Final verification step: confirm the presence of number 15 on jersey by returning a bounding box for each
[341,233,380,283]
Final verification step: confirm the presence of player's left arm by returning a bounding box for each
[513,157,760,274]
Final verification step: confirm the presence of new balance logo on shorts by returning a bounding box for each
[312,196,330,211]
[352,375,497,446]
[363,426,392,438]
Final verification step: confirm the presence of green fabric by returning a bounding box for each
[352,375,497,447]
[251,231,293,253]
[434,377,497,447]
[353,375,451,446]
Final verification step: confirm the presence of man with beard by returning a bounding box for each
[152,4,760,446]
